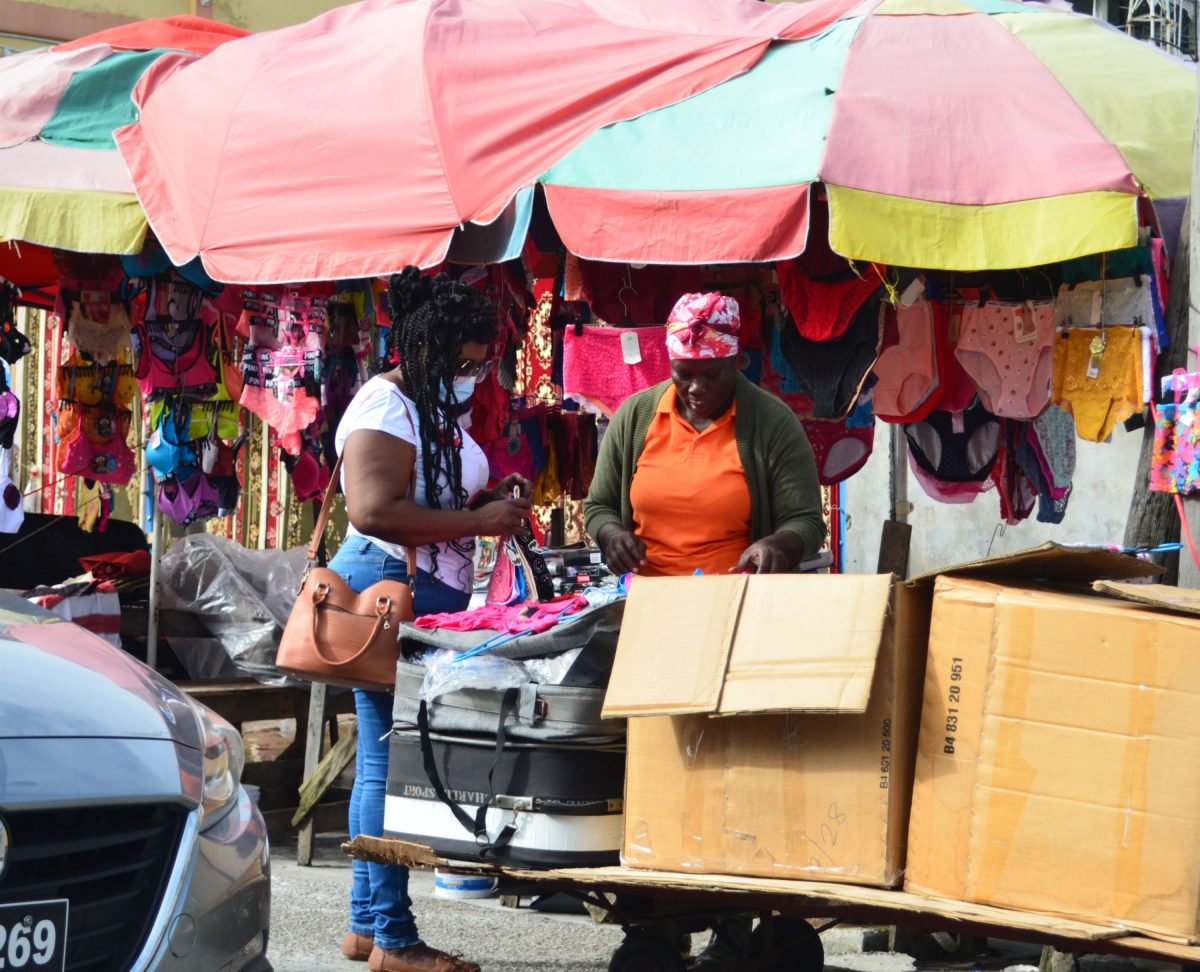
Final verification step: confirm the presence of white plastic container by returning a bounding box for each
[433,868,498,900]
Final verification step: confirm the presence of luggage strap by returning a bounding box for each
[417,689,518,858]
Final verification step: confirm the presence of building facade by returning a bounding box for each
[1,0,355,52]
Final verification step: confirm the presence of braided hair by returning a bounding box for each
[387,265,497,536]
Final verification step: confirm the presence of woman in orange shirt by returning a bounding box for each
[585,292,825,577]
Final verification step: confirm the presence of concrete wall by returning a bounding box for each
[841,421,1144,577]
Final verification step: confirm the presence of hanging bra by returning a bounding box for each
[0,370,19,451]
[59,281,135,365]
[148,399,240,442]
[776,259,884,343]
[56,360,137,409]
[133,274,218,400]
[55,404,136,485]
[55,401,132,444]
[158,470,220,526]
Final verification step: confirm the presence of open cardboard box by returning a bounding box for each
[603,544,1163,890]
[603,572,931,887]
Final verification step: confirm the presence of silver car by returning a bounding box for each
[0,592,272,972]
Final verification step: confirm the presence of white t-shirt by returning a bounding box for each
[335,376,488,592]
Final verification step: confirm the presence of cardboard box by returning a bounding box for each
[602,573,931,887]
[906,573,1200,941]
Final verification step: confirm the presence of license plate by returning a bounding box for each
[0,900,67,972]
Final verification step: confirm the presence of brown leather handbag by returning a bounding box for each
[276,455,419,691]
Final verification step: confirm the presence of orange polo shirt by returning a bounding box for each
[629,385,752,577]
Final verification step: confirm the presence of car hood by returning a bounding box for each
[0,592,200,747]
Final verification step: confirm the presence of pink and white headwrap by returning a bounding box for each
[665,292,740,360]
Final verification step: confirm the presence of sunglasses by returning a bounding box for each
[455,358,496,379]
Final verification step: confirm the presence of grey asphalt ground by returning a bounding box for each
[265,836,1166,972]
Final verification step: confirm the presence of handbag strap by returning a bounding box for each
[306,454,419,580]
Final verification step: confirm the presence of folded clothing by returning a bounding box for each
[414,594,589,635]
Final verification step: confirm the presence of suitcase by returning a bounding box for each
[392,658,624,743]
[384,726,625,868]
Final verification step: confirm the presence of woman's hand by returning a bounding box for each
[472,496,533,538]
[491,473,533,502]
[597,523,647,575]
[732,534,803,575]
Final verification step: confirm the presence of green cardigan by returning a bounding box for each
[583,375,827,561]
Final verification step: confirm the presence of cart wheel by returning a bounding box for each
[752,917,825,972]
[608,935,688,972]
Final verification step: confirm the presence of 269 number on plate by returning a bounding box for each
[0,901,67,971]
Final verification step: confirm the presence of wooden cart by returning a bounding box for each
[345,835,1200,972]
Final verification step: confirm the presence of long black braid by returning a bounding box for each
[387,267,498,580]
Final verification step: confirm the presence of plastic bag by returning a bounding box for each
[420,648,529,702]
[159,534,307,683]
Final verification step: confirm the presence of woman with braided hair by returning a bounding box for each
[331,266,531,972]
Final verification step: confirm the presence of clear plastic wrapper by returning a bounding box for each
[420,648,529,701]
[159,534,306,683]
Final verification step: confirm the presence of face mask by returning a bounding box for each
[446,375,477,402]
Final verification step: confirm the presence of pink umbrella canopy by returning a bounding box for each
[115,0,858,285]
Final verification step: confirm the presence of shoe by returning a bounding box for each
[341,932,374,961]
[367,944,482,972]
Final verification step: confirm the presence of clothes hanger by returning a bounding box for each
[616,266,637,327]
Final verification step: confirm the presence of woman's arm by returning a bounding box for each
[341,429,530,545]
[756,414,827,567]
[582,405,629,539]
[584,403,648,573]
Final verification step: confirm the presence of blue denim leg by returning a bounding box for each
[332,537,469,949]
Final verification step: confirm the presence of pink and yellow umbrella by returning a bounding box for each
[115,0,860,284]
[0,16,246,258]
[542,0,1195,270]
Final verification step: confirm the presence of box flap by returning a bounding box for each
[1092,580,1200,617]
[910,542,1162,587]
[601,575,746,718]
[718,574,893,715]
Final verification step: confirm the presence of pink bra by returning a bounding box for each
[158,470,221,526]
[133,275,217,400]
[56,404,136,485]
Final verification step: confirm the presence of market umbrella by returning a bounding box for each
[0,16,247,256]
[114,0,861,285]
[541,0,1196,271]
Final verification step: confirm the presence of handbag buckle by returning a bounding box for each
[376,596,392,629]
[313,582,330,602]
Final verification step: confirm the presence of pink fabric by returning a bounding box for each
[666,292,740,359]
[0,46,111,147]
[872,299,943,423]
[821,14,1138,206]
[908,450,990,504]
[413,595,590,635]
[546,184,812,267]
[564,325,671,413]
[53,16,248,55]
[116,0,858,284]
[955,301,1056,420]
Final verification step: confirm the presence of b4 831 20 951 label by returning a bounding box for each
[944,657,963,755]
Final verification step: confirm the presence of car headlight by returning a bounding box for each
[188,698,245,827]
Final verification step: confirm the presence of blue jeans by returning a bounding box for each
[330,536,470,949]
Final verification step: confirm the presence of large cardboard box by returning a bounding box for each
[602,573,931,888]
[906,573,1200,941]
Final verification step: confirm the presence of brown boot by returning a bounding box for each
[341,932,375,961]
[367,943,482,972]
